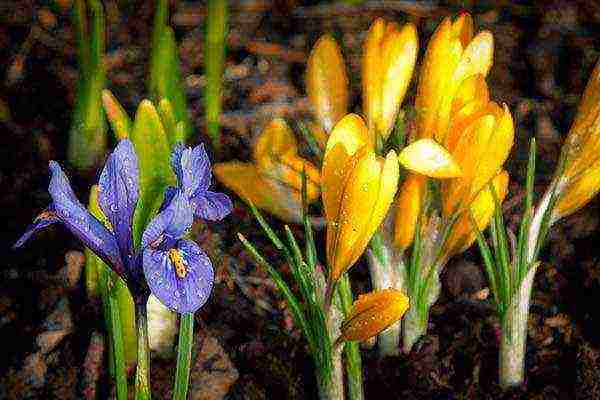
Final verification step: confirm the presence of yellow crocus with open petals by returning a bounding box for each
[323,114,399,281]
[363,18,418,142]
[306,35,349,135]
[415,13,494,142]
[552,60,600,221]
[214,118,321,223]
[339,288,409,342]
[441,77,514,217]
[442,170,509,260]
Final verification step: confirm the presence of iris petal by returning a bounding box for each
[98,139,139,268]
[13,207,59,249]
[192,191,232,221]
[143,239,214,314]
[171,143,211,198]
[141,189,194,250]
[47,161,124,275]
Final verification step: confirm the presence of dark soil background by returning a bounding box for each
[1,1,600,399]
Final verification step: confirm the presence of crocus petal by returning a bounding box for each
[171,143,211,198]
[398,138,462,178]
[192,191,233,221]
[340,288,409,342]
[327,150,399,281]
[324,113,372,157]
[214,162,304,222]
[98,139,139,266]
[141,189,194,250]
[253,118,298,164]
[393,174,425,249]
[48,161,123,274]
[144,239,214,314]
[363,19,418,141]
[306,34,349,133]
[553,160,600,222]
[443,170,509,259]
[13,207,59,248]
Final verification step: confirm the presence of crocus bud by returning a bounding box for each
[322,114,399,281]
[393,174,425,249]
[363,19,418,142]
[339,288,409,342]
[306,34,349,134]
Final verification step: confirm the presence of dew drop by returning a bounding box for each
[110,203,118,212]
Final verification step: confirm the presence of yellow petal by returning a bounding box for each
[214,162,304,222]
[306,34,349,133]
[363,19,418,140]
[340,288,409,342]
[328,150,399,281]
[398,138,462,178]
[394,173,425,249]
[443,170,509,259]
[378,23,418,140]
[451,12,474,47]
[553,160,600,221]
[324,113,372,157]
[562,60,600,179]
[253,118,297,163]
[415,17,463,139]
[263,153,321,201]
[450,74,489,115]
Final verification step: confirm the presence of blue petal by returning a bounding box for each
[171,143,211,198]
[98,139,139,268]
[13,207,59,249]
[141,189,194,250]
[192,191,232,221]
[143,239,214,314]
[158,186,178,213]
[48,161,124,276]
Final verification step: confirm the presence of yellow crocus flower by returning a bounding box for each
[550,59,600,222]
[214,118,321,223]
[306,35,349,135]
[393,174,425,249]
[339,288,409,342]
[363,18,418,142]
[322,114,399,281]
[415,13,494,142]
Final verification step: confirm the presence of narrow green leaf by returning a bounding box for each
[525,138,536,215]
[158,98,177,146]
[248,201,285,250]
[238,233,313,347]
[102,89,131,140]
[109,281,128,400]
[297,121,324,159]
[471,213,502,313]
[301,170,318,271]
[130,100,174,247]
[68,0,107,169]
[135,304,152,400]
[205,0,228,147]
[173,313,194,400]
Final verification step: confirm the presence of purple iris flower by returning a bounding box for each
[15,139,232,314]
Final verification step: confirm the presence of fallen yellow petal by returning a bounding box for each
[398,138,462,179]
[340,288,409,342]
[306,34,349,133]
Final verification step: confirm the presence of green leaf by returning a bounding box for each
[297,121,324,159]
[130,100,174,247]
[158,98,177,146]
[205,0,228,147]
[135,305,152,400]
[109,280,128,400]
[173,313,194,400]
[471,212,502,313]
[150,0,190,144]
[102,89,131,140]
[68,0,107,169]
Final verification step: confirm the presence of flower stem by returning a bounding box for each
[499,263,537,388]
[338,276,364,400]
[173,313,194,400]
[319,303,344,400]
[402,301,427,354]
[135,302,151,400]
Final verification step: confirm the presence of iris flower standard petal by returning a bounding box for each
[170,143,232,222]
[15,161,124,277]
[141,190,194,251]
[98,139,139,269]
[143,239,214,314]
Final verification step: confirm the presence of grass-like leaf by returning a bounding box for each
[172,313,194,400]
[108,280,128,400]
[135,305,151,400]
